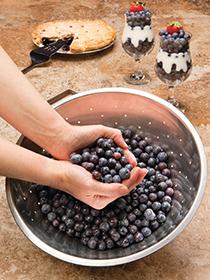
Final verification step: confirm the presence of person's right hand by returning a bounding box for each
[53,160,147,209]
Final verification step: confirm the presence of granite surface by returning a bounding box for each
[0,0,210,279]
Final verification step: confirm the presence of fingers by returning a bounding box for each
[123,167,148,191]
[98,125,128,149]
[92,180,129,197]
[91,195,121,210]
[124,149,137,167]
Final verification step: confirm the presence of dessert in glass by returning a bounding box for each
[155,21,192,107]
[122,2,154,85]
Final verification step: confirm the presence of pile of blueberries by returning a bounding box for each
[38,127,174,250]
[159,29,191,54]
[126,10,152,28]
[70,138,133,183]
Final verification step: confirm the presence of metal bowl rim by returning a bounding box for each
[6,87,208,266]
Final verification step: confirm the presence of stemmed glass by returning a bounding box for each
[122,3,154,85]
[155,23,192,110]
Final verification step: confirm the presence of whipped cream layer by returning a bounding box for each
[122,23,154,48]
[157,49,191,74]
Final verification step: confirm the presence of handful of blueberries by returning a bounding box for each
[70,137,133,183]
[38,127,174,251]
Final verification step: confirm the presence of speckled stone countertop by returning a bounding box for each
[0,0,210,279]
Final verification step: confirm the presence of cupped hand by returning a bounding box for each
[46,124,137,167]
[54,160,147,209]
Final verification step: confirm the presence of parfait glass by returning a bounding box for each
[122,8,154,85]
[155,28,192,110]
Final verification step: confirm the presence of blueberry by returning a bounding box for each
[166,179,173,187]
[139,203,147,212]
[52,219,60,227]
[98,240,106,250]
[148,185,156,193]
[61,215,67,222]
[109,217,118,228]
[59,194,69,206]
[41,204,51,214]
[66,228,74,237]
[134,219,142,228]
[66,208,75,218]
[156,174,166,183]
[149,192,157,201]
[97,138,105,147]
[127,233,134,244]
[99,222,110,232]
[96,147,104,157]
[108,158,117,168]
[74,223,84,232]
[101,166,110,176]
[133,134,141,141]
[144,208,156,221]
[159,29,165,36]
[158,162,167,170]
[88,237,98,249]
[127,213,136,222]
[133,208,141,217]
[65,218,74,228]
[125,164,133,171]
[157,191,165,199]
[134,232,144,242]
[133,148,142,157]
[81,237,89,246]
[130,139,139,149]
[82,152,91,162]
[90,209,100,217]
[131,199,139,208]
[121,237,130,248]
[140,153,150,163]
[47,212,56,222]
[119,226,128,236]
[166,187,174,197]
[113,175,122,183]
[84,215,93,224]
[115,147,124,154]
[126,205,133,213]
[147,157,156,167]
[162,168,171,177]
[120,157,129,166]
[103,174,113,183]
[102,140,112,150]
[129,225,138,234]
[39,190,48,198]
[119,168,130,180]
[157,152,168,162]
[139,140,148,149]
[99,157,108,167]
[139,194,148,203]
[138,162,147,168]
[150,220,160,230]
[84,228,92,237]
[113,152,122,160]
[70,153,82,164]
[110,169,117,176]
[105,150,113,159]
[92,170,102,181]
[119,218,129,227]
[82,162,94,172]
[89,154,99,164]
[158,182,167,191]
[110,229,120,242]
[115,163,122,171]
[161,201,171,212]
[141,227,152,237]
[74,213,83,222]
[157,212,166,223]
[152,201,162,212]
[39,197,48,205]
[153,145,162,155]
[116,198,127,210]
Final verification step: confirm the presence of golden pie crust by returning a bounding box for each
[32,20,116,53]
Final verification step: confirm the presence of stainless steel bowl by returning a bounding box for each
[6,88,207,266]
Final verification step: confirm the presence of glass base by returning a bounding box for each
[124,71,150,85]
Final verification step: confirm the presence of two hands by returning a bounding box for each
[0,46,147,209]
[47,124,147,209]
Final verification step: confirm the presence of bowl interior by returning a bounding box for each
[7,90,201,261]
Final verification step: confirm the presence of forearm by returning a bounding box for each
[0,137,58,186]
[0,47,70,152]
